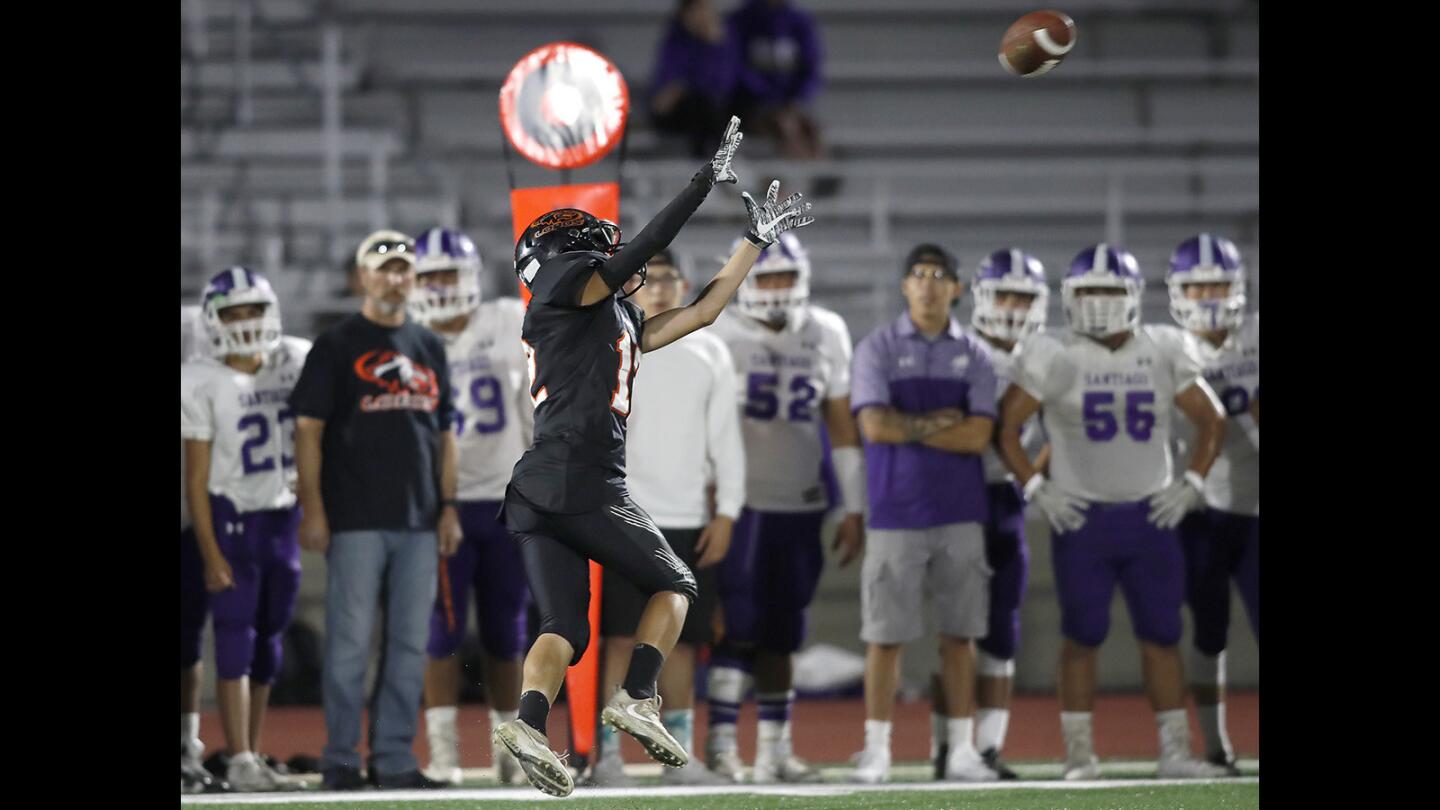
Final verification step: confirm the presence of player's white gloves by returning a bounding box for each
[701,115,743,186]
[1147,470,1207,530]
[1023,474,1088,533]
[743,179,814,249]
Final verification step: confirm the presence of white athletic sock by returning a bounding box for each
[1060,712,1095,763]
[663,709,695,756]
[930,712,947,759]
[707,665,749,754]
[425,706,459,768]
[946,717,976,754]
[1196,704,1234,761]
[757,719,792,761]
[1155,708,1193,762]
[864,719,893,756]
[182,712,200,747]
[426,705,458,735]
[975,708,1010,754]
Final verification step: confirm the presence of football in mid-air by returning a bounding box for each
[999,10,1077,77]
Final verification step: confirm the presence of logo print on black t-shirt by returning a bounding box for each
[354,350,440,412]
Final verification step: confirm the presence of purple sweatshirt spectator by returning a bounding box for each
[650,0,739,157]
[728,0,823,108]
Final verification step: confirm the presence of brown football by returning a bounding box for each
[999,10,1077,78]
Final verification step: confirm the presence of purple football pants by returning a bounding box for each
[1180,508,1259,655]
[1052,500,1184,648]
[978,483,1029,661]
[427,500,531,660]
[180,527,209,669]
[717,508,826,654]
[207,495,302,683]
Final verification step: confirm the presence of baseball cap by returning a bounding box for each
[356,230,416,272]
[903,243,959,279]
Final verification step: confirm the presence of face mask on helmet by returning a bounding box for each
[971,249,1048,343]
[410,228,485,325]
[736,232,810,327]
[201,267,283,357]
[1167,233,1247,333]
[1061,245,1143,337]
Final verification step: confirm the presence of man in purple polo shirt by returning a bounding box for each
[847,244,1000,784]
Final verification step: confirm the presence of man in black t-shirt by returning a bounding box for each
[288,230,464,792]
[491,116,816,798]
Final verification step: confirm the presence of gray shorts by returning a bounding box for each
[860,521,991,645]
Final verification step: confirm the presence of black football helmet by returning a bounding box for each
[514,208,628,290]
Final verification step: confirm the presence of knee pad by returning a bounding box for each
[977,650,1016,678]
[543,615,590,667]
[213,622,258,681]
[250,633,284,684]
[1062,617,1109,649]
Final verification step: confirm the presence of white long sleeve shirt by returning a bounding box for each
[625,329,746,528]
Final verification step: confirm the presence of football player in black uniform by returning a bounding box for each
[491,117,814,797]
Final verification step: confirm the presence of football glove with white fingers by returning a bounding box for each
[1023,474,1088,533]
[1147,470,1207,529]
[743,179,814,249]
[700,116,743,187]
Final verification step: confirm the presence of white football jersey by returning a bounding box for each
[966,328,1046,485]
[1012,324,1207,503]
[1171,312,1259,515]
[441,298,533,502]
[710,305,853,512]
[180,337,311,513]
[181,305,203,530]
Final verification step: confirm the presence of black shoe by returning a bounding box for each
[1207,751,1242,777]
[322,766,369,791]
[932,743,949,780]
[372,769,451,790]
[981,747,1020,780]
[286,754,321,775]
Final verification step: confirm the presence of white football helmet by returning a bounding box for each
[736,231,810,327]
[200,267,283,357]
[410,227,484,324]
[1167,233,1247,332]
[972,248,1049,342]
[1061,243,1144,337]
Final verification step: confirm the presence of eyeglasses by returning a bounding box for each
[907,266,956,282]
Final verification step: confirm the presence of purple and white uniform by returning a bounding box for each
[709,304,853,653]
[1012,324,1208,647]
[1173,313,1260,652]
[966,329,1044,661]
[180,336,309,682]
[426,297,534,661]
[180,305,207,670]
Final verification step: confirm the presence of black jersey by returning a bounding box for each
[509,251,645,513]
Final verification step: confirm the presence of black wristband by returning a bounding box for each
[744,231,770,249]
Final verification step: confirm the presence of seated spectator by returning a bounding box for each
[728,0,824,160]
[650,0,738,158]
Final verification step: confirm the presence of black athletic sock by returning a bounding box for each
[518,690,550,734]
[622,643,666,700]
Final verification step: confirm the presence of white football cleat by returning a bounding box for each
[850,748,891,784]
[944,745,1000,782]
[1063,756,1101,781]
[600,689,688,768]
[583,750,633,788]
[753,752,822,784]
[1156,756,1233,779]
[226,756,288,792]
[492,719,574,797]
[707,749,746,783]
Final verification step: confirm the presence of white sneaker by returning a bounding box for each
[1157,756,1232,779]
[424,763,464,786]
[707,749,746,783]
[495,745,522,785]
[944,746,999,782]
[584,751,633,788]
[661,759,734,786]
[754,752,822,784]
[227,756,287,792]
[850,748,891,784]
[1063,756,1101,780]
[600,689,688,768]
[492,719,574,797]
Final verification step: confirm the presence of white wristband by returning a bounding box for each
[1022,473,1046,502]
[1183,470,1205,491]
[831,445,867,516]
